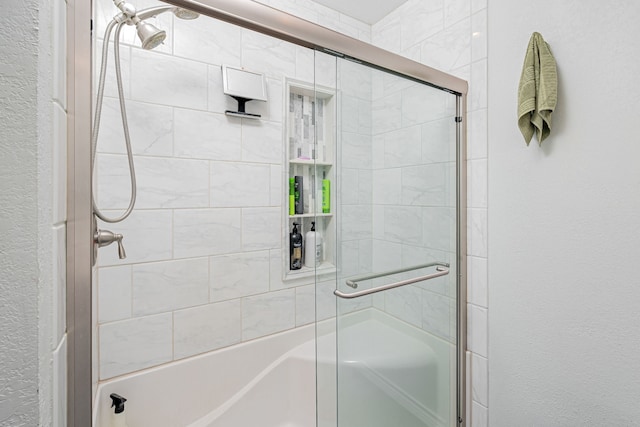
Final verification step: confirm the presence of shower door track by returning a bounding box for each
[66,1,468,425]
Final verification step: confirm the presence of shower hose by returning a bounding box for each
[91,17,137,224]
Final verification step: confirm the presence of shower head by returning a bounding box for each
[136,5,200,21]
[173,8,200,20]
[136,20,166,50]
[113,3,199,50]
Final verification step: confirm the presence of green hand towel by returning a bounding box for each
[517,32,557,145]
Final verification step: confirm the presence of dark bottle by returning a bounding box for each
[290,222,303,270]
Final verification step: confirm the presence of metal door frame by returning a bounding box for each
[66,0,468,425]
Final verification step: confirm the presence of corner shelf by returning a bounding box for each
[282,78,336,282]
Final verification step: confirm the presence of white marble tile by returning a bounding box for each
[316,280,338,321]
[52,0,67,108]
[401,163,449,206]
[384,125,422,168]
[241,120,283,163]
[341,133,372,170]
[341,205,372,241]
[295,46,315,83]
[132,258,209,316]
[384,206,423,245]
[340,95,359,134]
[372,92,402,134]
[98,265,132,323]
[401,84,453,128]
[358,169,373,205]
[96,40,131,99]
[339,240,360,279]
[471,9,487,62]
[96,97,174,157]
[471,0,487,13]
[372,169,402,205]
[242,207,281,250]
[372,135,385,169]
[467,256,488,308]
[468,208,488,258]
[420,18,471,72]
[99,313,173,379]
[423,207,456,252]
[97,209,172,266]
[472,353,488,407]
[371,16,401,53]
[470,59,487,111]
[422,117,456,164]
[295,284,315,327]
[52,103,67,225]
[96,154,210,209]
[385,285,422,327]
[53,225,66,344]
[340,169,359,206]
[380,71,415,98]
[173,300,242,359]
[269,248,314,291]
[401,245,450,296]
[445,0,471,27]
[210,251,270,302]
[400,2,444,52]
[401,43,422,63]
[472,401,488,427]
[337,293,372,315]
[468,108,488,159]
[468,159,487,208]
[270,165,282,207]
[131,49,207,110]
[174,108,241,161]
[422,291,452,341]
[53,334,67,427]
[210,162,271,207]
[174,15,241,66]
[173,208,242,258]
[467,304,488,357]
[242,289,296,340]
[358,99,372,135]
[250,78,284,123]
[338,60,372,100]
[241,29,296,80]
[358,239,373,275]
[372,240,402,274]
[315,51,338,89]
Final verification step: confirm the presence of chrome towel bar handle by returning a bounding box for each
[335,262,450,300]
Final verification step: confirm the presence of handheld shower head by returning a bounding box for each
[135,5,200,21]
[136,20,166,50]
[173,8,200,20]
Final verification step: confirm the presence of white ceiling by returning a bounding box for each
[310,0,409,24]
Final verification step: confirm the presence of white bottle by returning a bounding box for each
[109,394,129,427]
[304,222,323,268]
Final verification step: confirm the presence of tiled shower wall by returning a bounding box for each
[368,71,458,342]
[94,0,372,380]
[371,1,489,425]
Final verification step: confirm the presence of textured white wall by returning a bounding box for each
[0,0,43,424]
[488,1,640,425]
[0,0,67,425]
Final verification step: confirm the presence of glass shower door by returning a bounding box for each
[333,58,460,427]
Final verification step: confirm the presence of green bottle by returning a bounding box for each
[289,178,295,216]
[322,178,330,214]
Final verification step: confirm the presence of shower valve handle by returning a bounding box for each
[95,229,127,259]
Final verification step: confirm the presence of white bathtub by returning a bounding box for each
[94,309,454,427]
